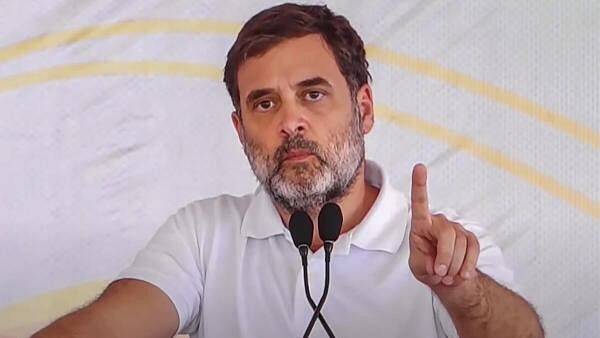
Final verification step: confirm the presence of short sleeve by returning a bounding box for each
[117,210,204,334]
[431,208,517,338]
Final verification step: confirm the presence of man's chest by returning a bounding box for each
[198,237,440,337]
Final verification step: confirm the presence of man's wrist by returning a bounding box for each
[432,271,493,321]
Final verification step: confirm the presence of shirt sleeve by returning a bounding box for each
[116,209,204,334]
[431,208,517,338]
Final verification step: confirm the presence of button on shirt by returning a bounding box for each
[118,160,516,337]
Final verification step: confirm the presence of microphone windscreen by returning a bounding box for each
[289,210,314,248]
[318,203,343,242]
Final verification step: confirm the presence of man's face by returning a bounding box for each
[232,34,373,212]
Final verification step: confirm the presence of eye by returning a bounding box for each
[304,90,324,101]
[255,100,275,111]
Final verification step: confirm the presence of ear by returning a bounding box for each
[356,84,374,134]
[231,111,245,144]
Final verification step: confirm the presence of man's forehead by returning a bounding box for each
[241,33,333,61]
[236,34,345,97]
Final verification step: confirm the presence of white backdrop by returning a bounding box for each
[0,1,598,337]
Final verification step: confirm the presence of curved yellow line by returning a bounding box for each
[0,61,596,219]
[367,46,600,149]
[377,105,600,219]
[0,61,221,93]
[0,280,110,332]
[0,19,240,64]
[0,19,597,149]
[0,20,600,148]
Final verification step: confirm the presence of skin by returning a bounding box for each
[32,33,543,338]
[31,279,179,338]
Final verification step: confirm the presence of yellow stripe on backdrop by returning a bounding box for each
[368,46,600,150]
[0,280,110,334]
[0,279,190,337]
[0,62,221,93]
[0,62,597,220]
[0,19,597,149]
[0,20,240,64]
[377,105,600,219]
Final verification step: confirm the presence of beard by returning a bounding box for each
[241,105,365,213]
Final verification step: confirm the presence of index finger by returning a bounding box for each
[411,163,430,220]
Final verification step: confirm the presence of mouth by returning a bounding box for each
[283,150,314,163]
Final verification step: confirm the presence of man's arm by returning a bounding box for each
[31,278,179,338]
[408,164,543,337]
[433,272,544,338]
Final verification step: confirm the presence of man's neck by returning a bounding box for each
[277,162,380,252]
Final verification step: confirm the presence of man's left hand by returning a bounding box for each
[408,163,481,288]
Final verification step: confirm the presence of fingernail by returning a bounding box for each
[442,276,454,285]
[436,264,448,276]
[462,271,471,279]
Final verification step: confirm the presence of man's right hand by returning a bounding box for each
[31,278,179,338]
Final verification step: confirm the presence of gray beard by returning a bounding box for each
[242,107,365,213]
[268,153,363,213]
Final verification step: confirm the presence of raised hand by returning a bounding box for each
[408,164,480,287]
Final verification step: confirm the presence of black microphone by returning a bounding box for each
[289,210,335,338]
[319,203,343,262]
[303,203,343,338]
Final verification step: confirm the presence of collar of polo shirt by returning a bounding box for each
[240,160,410,256]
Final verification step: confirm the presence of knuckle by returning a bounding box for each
[468,232,480,250]
[451,221,467,233]
[432,214,448,222]
[455,227,467,241]
[411,195,427,204]
[440,222,456,238]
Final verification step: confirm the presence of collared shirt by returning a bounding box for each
[118,160,515,337]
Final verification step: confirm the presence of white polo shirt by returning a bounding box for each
[118,160,515,338]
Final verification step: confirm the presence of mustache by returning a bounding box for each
[273,135,326,167]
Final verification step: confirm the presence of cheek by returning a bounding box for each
[245,130,278,156]
[318,98,354,128]
[244,117,279,140]
[325,111,355,137]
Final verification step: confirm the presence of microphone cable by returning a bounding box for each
[302,203,343,338]
[289,210,335,338]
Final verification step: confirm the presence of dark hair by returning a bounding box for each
[223,3,371,114]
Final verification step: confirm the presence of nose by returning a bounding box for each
[279,101,308,137]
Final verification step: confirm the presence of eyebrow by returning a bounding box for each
[295,76,333,89]
[245,88,274,106]
[244,77,333,106]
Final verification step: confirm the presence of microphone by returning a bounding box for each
[289,210,335,338]
[303,203,343,338]
[289,210,313,266]
[318,203,343,263]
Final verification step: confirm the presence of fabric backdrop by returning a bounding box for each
[0,1,598,337]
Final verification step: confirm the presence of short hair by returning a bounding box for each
[223,3,371,114]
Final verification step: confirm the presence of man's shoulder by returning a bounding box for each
[185,192,256,215]
[167,192,257,236]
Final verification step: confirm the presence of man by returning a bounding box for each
[33,3,544,338]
